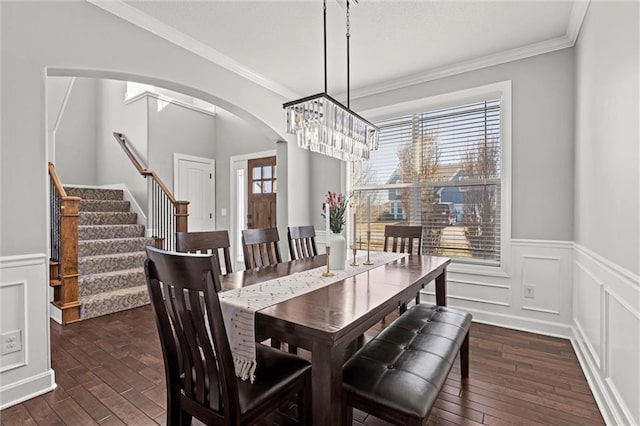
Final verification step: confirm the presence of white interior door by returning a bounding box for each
[174,154,215,232]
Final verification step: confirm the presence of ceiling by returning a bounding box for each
[101,0,586,100]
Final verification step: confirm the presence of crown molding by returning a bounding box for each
[87,0,300,101]
[88,0,590,102]
[566,0,591,44]
[348,0,591,100]
[348,35,575,100]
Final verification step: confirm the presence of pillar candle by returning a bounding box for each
[352,212,357,248]
[367,196,371,234]
[326,203,331,241]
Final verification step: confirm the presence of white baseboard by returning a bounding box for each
[50,303,62,325]
[0,369,56,410]
[572,325,618,426]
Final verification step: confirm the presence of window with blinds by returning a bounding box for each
[351,99,502,266]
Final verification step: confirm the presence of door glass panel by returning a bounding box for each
[263,181,272,193]
[263,166,272,179]
[253,182,262,194]
[273,180,277,192]
[252,167,262,180]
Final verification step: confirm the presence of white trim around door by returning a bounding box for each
[173,153,215,232]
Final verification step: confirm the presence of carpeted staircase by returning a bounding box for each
[65,186,154,320]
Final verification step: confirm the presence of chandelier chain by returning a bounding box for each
[324,0,328,93]
[346,0,351,108]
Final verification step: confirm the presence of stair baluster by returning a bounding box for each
[113,132,189,250]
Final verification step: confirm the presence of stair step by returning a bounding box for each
[50,279,61,287]
[79,237,155,257]
[79,212,137,226]
[80,199,130,212]
[79,285,150,320]
[79,252,147,275]
[64,186,123,201]
[78,268,146,297]
[79,224,145,240]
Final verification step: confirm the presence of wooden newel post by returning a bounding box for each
[174,200,189,233]
[58,196,81,324]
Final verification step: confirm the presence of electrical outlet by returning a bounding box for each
[524,285,536,299]
[1,330,22,355]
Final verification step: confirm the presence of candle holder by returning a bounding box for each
[363,231,374,265]
[322,246,335,277]
[350,247,359,267]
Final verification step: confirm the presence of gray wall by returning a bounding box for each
[213,108,276,231]
[52,77,99,185]
[574,1,639,274]
[351,48,576,242]
[96,79,149,212]
[147,96,216,195]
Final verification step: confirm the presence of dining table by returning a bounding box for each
[219,253,451,426]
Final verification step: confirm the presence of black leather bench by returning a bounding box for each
[342,304,472,426]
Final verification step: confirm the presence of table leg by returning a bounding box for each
[311,342,344,425]
[436,269,447,306]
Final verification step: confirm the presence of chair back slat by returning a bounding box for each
[144,247,239,416]
[176,231,233,275]
[383,225,423,255]
[241,228,282,269]
[288,226,318,260]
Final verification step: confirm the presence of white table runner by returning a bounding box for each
[218,251,407,382]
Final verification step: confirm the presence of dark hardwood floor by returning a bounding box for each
[1,305,604,425]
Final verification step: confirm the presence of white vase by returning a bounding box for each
[331,232,347,270]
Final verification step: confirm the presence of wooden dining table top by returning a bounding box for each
[218,253,451,425]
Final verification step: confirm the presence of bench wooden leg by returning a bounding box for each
[342,394,353,426]
[460,331,470,379]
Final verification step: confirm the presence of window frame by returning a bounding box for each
[349,81,512,277]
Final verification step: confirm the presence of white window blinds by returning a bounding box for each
[351,99,502,266]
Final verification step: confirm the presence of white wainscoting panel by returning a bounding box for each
[573,260,603,368]
[572,244,639,426]
[421,239,574,338]
[521,255,561,313]
[605,289,640,425]
[0,254,56,409]
[0,280,27,372]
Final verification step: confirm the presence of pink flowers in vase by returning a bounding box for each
[323,191,348,234]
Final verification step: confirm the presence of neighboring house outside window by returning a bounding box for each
[349,82,511,272]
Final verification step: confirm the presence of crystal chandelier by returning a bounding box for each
[283,0,379,162]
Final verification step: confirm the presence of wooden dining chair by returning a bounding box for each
[384,225,424,307]
[288,225,318,260]
[144,246,312,426]
[242,227,298,354]
[241,227,282,270]
[176,230,233,275]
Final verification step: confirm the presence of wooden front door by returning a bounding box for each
[247,156,276,229]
